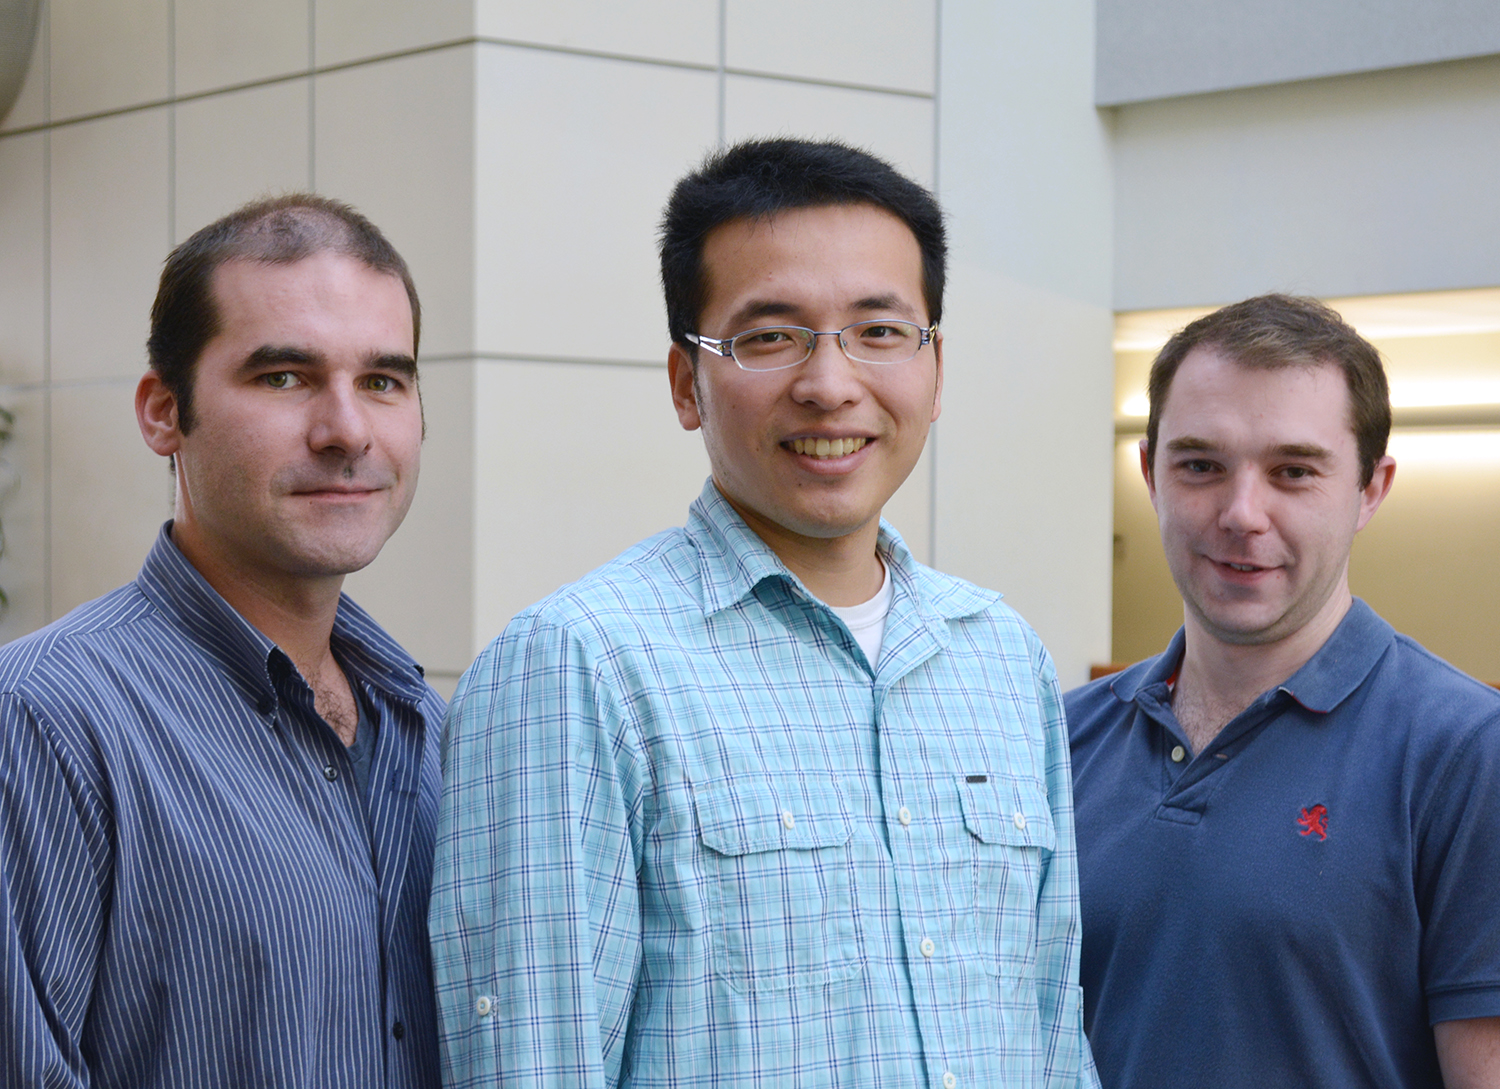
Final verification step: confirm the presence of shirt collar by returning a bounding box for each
[685,478,996,621]
[1112,598,1394,715]
[134,522,428,711]
[1276,598,1394,713]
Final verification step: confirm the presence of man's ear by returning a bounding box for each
[1139,438,1158,508]
[1355,454,1397,532]
[929,329,943,423]
[668,343,702,432]
[136,371,183,456]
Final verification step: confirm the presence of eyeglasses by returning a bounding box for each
[686,320,937,372]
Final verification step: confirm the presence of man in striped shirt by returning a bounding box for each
[431,139,1099,1088]
[0,195,444,1088]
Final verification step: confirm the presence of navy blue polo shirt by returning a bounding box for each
[1067,600,1500,1089]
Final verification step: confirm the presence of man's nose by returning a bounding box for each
[789,332,863,410]
[309,383,373,455]
[1220,469,1272,534]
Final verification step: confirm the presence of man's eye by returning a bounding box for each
[366,374,393,393]
[745,330,793,345]
[1184,460,1214,473]
[263,372,296,389]
[1282,466,1312,479]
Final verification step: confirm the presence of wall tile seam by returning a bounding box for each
[2,376,142,395]
[1097,49,1500,110]
[0,34,939,142]
[0,36,477,138]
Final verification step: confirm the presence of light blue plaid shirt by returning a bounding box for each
[430,482,1099,1089]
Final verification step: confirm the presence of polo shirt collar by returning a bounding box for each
[134,522,427,713]
[1111,598,1394,716]
[1277,598,1394,713]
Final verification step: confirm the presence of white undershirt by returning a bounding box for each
[826,560,894,668]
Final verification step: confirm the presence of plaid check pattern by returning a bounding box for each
[430,482,1099,1089]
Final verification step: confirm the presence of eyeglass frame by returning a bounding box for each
[685,320,939,372]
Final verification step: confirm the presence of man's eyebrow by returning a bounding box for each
[1271,442,1334,460]
[851,294,919,319]
[242,345,321,370]
[725,294,921,331]
[369,352,418,379]
[1165,436,1336,461]
[725,300,799,329]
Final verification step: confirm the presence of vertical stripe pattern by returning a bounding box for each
[0,525,445,1089]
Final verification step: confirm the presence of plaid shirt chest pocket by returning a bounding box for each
[693,772,865,994]
[959,774,1056,978]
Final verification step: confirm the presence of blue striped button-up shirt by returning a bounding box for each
[430,482,1099,1088]
[0,525,444,1088]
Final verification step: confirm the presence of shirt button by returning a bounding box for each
[1171,745,1187,763]
[323,764,338,781]
[943,1073,958,1089]
[392,1020,405,1040]
[475,996,493,1017]
[920,937,935,958]
[781,810,795,830]
[897,806,912,827]
[1012,811,1026,831]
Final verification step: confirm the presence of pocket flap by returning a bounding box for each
[694,773,852,857]
[958,775,1056,851]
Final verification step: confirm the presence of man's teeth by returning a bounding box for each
[792,437,868,457]
[1227,563,1258,572]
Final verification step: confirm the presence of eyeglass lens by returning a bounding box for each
[731,320,926,370]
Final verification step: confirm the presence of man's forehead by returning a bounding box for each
[699,202,923,317]
[1161,350,1358,446]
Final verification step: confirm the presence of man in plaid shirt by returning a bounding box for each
[429,138,1099,1089]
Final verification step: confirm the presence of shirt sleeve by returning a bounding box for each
[1028,647,1103,1089]
[0,692,111,1089]
[1418,704,1500,1024]
[429,615,646,1089]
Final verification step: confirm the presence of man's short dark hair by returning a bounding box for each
[147,193,420,432]
[659,138,947,353]
[1145,293,1392,488]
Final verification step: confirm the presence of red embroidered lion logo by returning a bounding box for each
[1297,804,1329,841]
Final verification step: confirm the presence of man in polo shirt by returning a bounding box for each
[0,195,443,1087]
[430,138,1099,1088]
[1067,293,1500,1088]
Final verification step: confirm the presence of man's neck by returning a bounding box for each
[169,524,345,678]
[718,489,886,607]
[1173,593,1351,753]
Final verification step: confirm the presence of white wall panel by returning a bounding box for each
[174,79,311,242]
[477,0,716,66]
[723,74,934,188]
[0,131,45,386]
[315,47,475,359]
[471,357,709,649]
[49,380,170,616]
[49,108,169,383]
[1099,0,1500,106]
[49,0,168,119]
[315,0,470,68]
[936,0,1115,686]
[473,44,716,364]
[1114,54,1500,311]
[0,389,48,644]
[175,0,309,98]
[725,0,935,94]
